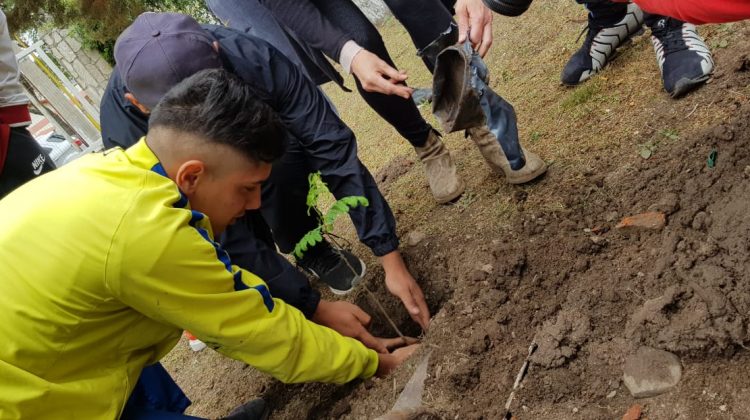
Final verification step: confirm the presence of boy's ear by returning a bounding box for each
[174,160,207,194]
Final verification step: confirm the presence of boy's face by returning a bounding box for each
[175,147,272,235]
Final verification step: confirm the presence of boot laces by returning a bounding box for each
[651,18,685,55]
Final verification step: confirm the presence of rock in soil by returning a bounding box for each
[622,404,643,420]
[623,347,682,398]
[616,212,667,231]
[405,230,426,247]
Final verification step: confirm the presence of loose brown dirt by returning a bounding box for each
[163,8,750,420]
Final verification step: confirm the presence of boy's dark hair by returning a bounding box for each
[149,68,286,163]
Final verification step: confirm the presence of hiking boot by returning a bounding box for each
[646,16,713,98]
[414,130,465,204]
[467,126,547,184]
[222,399,270,420]
[561,3,644,86]
[297,244,366,295]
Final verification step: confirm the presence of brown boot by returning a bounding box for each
[467,126,547,184]
[414,131,465,204]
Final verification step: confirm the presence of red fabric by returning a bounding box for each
[0,123,10,175]
[0,104,31,175]
[634,0,750,24]
[0,104,31,127]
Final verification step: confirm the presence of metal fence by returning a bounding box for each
[15,40,103,152]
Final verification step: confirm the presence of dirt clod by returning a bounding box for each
[531,310,590,368]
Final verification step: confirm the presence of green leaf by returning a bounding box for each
[639,148,652,159]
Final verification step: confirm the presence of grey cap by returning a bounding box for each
[114,12,222,109]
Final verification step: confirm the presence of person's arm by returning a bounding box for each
[221,31,432,328]
[107,192,379,384]
[222,30,400,257]
[257,0,411,98]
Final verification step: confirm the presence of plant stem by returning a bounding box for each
[327,235,407,342]
[363,284,407,342]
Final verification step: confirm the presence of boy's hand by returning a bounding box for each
[312,300,388,353]
[380,251,431,331]
[376,344,421,377]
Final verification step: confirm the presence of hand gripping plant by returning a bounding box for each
[294,172,407,342]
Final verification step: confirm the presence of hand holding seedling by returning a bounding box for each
[313,300,389,353]
[381,251,431,331]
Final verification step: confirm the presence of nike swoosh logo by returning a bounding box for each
[32,155,45,175]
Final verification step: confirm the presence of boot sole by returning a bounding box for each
[669,75,710,98]
[435,179,466,204]
[504,164,548,185]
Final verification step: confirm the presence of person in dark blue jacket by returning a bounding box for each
[100,13,431,352]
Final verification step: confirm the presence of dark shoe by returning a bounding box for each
[561,3,644,86]
[481,0,532,16]
[647,16,713,97]
[297,244,365,295]
[222,399,269,420]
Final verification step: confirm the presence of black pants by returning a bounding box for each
[308,0,434,147]
[382,0,456,70]
[0,127,55,200]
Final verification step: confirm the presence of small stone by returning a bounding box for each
[590,235,607,245]
[605,211,619,222]
[572,407,579,413]
[616,212,666,231]
[622,404,642,420]
[480,264,494,274]
[719,405,728,412]
[744,165,750,178]
[606,390,617,399]
[406,230,426,246]
[648,192,680,215]
[623,347,682,398]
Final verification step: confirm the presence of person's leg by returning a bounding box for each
[381,0,455,71]
[311,0,464,203]
[121,363,196,420]
[382,1,546,183]
[311,0,434,148]
[643,13,713,97]
[0,127,55,199]
[561,1,644,85]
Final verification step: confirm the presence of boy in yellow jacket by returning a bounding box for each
[0,69,415,419]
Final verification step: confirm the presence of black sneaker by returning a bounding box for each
[297,245,366,295]
[561,3,644,86]
[647,16,713,98]
[222,398,269,420]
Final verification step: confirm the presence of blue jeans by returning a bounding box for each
[121,363,200,419]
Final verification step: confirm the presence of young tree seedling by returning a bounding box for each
[294,172,407,343]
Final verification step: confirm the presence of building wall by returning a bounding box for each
[41,29,112,107]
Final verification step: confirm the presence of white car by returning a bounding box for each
[34,132,86,167]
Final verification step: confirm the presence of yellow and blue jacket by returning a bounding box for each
[0,139,378,419]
